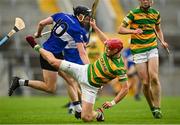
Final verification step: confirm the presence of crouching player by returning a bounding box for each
[24,19,129,122]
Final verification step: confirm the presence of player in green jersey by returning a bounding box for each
[118,0,168,119]
[25,19,129,122]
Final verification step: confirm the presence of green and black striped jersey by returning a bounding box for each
[87,53,128,88]
[121,7,160,54]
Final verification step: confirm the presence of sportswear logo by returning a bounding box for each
[100,58,107,71]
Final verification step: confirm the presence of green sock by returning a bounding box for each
[34,44,41,52]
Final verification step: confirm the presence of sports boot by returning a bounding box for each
[8,77,20,96]
[96,108,105,122]
[151,107,162,119]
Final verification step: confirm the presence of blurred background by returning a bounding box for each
[0,0,180,97]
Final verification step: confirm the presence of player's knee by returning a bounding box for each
[150,75,159,85]
[81,114,93,122]
[143,83,150,90]
[46,86,56,93]
[49,60,59,70]
[141,78,148,85]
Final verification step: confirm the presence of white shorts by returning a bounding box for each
[59,60,99,104]
[133,48,159,64]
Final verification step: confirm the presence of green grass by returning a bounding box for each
[0,96,180,124]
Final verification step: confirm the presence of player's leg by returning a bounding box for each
[148,57,162,118]
[81,100,104,122]
[9,72,58,95]
[128,65,140,100]
[135,63,154,108]
[133,52,154,109]
[27,70,58,93]
[81,101,94,122]
[148,57,160,107]
[59,71,79,101]
[38,45,84,115]
[27,55,59,93]
[77,83,82,100]
[58,60,88,118]
[58,71,81,114]
[59,61,103,121]
[8,50,61,96]
[146,48,162,119]
[9,36,60,94]
[80,85,104,122]
[134,75,142,101]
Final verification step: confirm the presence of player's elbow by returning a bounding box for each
[117,28,122,34]
[38,21,46,27]
[117,26,125,34]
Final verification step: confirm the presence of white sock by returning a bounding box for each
[74,104,82,112]
[19,79,25,86]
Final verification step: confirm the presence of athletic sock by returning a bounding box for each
[34,44,42,52]
[68,103,75,114]
[151,107,160,111]
[19,79,29,86]
[26,36,37,48]
[25,36,42,52]
[72,101,82,112]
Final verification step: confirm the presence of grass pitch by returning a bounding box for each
[0,96,180,124]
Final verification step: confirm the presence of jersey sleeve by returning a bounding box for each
[117,57,128,82]
[156,13,161,26]
[121,11,134,27]
[51,13,63,22]
[118,74,128,82]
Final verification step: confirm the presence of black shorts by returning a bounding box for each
[40,52,64,72]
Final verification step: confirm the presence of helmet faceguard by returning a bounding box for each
[73,6,92,17]
[73,6,92,28]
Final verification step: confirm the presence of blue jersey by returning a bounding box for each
[122,48,134,69]
[64,48,83,65]
[64,36,88,65]
[43,13,88,55]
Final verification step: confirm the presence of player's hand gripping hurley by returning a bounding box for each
[0,17,25,46]
[153,28,170,55]
[88,0,100,41]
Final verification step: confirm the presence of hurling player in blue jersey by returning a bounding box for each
[122,48,142,100]
[9,6,91,116]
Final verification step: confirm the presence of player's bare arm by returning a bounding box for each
[102,81,129,109]
[35,17,53,38]
[90,19,108,43]
[155,25,168,48]
[118,25,143,35]
[76,42,90,64]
